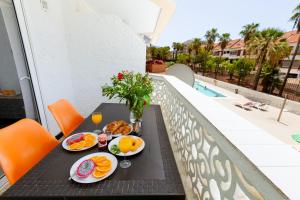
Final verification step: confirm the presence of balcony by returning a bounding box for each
[150,74,299,199]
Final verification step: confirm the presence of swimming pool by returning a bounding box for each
[194,82,226,97]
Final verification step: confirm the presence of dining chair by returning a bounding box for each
[48,99,84,137]
[0,119,59,185]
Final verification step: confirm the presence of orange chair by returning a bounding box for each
[48,99,84,137]
[0,119,59,185]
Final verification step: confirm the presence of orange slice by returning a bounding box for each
[92,170,107,178]
[95,165,111,173]
[91,156,107,163]
[96,160,111,167]
[76,141,86,149]
[69,143,80,150]
[84,134,95,141]
[84,140,94,147]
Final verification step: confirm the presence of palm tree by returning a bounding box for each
[191,38,202,71]
[177,43,184,54]
[187,43,193,64]
[261,41,292,93]
[204,28,219,52]
[213,33,231,78]
[240,23,259,56]
[192,38,202,55]
[269,40,292,68]
[240,23,259,43]
[147,45,157,60]
[157,46,171,61]
[279,3,300,96]
[247,28,284,90]
[219,33,231,56]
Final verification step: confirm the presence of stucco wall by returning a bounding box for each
[62,0,146,117]
[20,0,146,135]
[195,74,300,115]
[21,0,74,134]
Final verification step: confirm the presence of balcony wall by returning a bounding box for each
[150,74,293,199]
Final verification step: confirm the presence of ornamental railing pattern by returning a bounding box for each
[151,76,287,200]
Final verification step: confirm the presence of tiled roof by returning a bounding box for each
[212,30,300,51]
[282,30,300,44]
[214,39,242,51]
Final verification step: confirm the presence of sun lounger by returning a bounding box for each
[252,102,268,111]
[234,103,252,111]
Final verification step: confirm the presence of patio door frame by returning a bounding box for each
[12,0,48,129]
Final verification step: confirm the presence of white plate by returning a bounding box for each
[108,136,145,156]
[70,152,118,184]
[103,124,133,137]
[62,132,98,151]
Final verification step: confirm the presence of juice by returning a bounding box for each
[119,137,132,154]
[92,113,102,124]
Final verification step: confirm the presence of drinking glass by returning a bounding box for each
[119,139,132,168]
[92,112,102,134]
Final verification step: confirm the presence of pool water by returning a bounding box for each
[194,82,225,97]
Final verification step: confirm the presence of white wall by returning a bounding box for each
[0,8,21,93]
[19,0,146,135]
[62,0,146,116]
[20,0,74,134]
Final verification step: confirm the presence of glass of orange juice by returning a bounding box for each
[92,112,102,134]
[119,137,132,168]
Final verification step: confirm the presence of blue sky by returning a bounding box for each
[156,0,299,47]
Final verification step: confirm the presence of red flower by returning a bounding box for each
[117,72,123,80]
[144,100,147,106]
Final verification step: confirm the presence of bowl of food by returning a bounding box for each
[103,120,132,137]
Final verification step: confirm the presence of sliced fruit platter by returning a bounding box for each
[69,152,118,183]
[108,136,145,156]
[62,132,98,151]
[103,120,133,137]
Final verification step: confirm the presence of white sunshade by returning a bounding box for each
[84,0,175,43]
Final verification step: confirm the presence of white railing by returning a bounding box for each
[150,74,290,200]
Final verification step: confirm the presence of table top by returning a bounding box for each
[2,103,185,200]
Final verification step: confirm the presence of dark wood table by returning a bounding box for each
[1,103,185,200]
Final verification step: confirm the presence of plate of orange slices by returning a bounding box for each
[69,152,118,183]
[62,132,98,151]
[108,136,145,156]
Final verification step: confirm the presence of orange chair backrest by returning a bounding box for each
[0,119,59,185]
[48,99,84,137]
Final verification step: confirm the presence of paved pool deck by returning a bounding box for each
[196,80,300,150]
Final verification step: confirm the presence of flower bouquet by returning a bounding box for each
[102,71,153,121]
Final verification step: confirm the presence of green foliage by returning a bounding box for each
[172,42,184,61]
[223,60,235,79]
[146,46,171,61]
[219,33,231,51]
[261,63,282,93]
[240,23,259,43]
[177,53,190,64]
[102,72,153,120]
[206,56,217,72]
[205,28,219,52]
[192,38,202,55]
[165,61,175,67]
[233,58,254,85]
[247,28,285,89]
[290,3,300,31]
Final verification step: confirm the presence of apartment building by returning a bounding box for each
[212,30,300,77]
